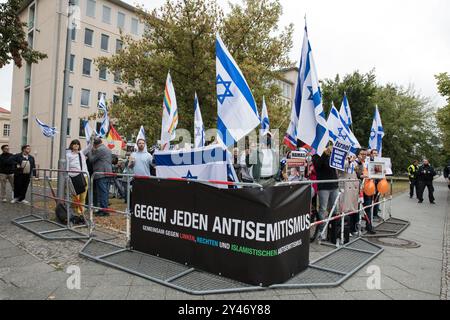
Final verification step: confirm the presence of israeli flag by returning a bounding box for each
[294,25,329,156]
[154,145,236,188]
[98,93,108,113]
[98,112,109,138]
[339,93,352,128]
[135,125,148,152]
[83,120,96,145]
[35,117,57,138]
[194,93,205,148]
[327,103,360,153]
[369,105,384,155]
[260,96,270,137]
[216,34,260,147]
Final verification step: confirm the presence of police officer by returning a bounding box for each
[417,159,436,204]
[444,160,450,190]
[408,160,419,198]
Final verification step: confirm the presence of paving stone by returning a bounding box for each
[126,285,166,300]
[381,289,439,300]
[88,285,131,300]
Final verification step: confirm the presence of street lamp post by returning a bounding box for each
[57,0,75,199]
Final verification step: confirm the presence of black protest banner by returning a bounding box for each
[131,179,311,286]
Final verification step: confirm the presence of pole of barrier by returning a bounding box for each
[126,175,131,249]
[43,170,48,218]
[340,184,345,246]
[65,175,70,228]
[89,175,94,237]
[30,170,34,215]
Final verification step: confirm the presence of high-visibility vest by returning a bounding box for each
[408,165,417,179]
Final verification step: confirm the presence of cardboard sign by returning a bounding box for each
[375,157,393,175]
[330,140,352,171]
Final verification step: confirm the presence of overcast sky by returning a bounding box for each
[0,0,449,110]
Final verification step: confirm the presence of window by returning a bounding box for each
[71,28,76,41]
[79,119,86,137]
[24,89,30,116]
[114,71,121,83]
[117,12,125,29]
[131,18,138,35]
[68,86,73,104]
[102,6,111,24]
[113,95,120,104]
[25,63,31,87]
[97,92,106,100]
[84,28,93,46]
[22,120,28,146]
[67,118,71,136]
[28,4,35,29]
[69,54,75,72]
[115,39,123,53]
[81,89,90,106]
[82,58,92,76]
[3,124,10,137]
[101,34,109,51]
[27,32,34,49]
[86,0,96,18]
[99,66,107,80]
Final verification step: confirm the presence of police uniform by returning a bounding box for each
[417,163,436,203]
[407,163,418,198]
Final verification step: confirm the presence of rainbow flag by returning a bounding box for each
[160,72,178,151]
[106,124,126,150]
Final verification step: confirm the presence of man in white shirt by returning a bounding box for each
[129,139,153,177]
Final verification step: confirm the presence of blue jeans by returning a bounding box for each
[318,189,339,232]
[95,178,110,211]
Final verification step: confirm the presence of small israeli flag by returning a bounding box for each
[36,117,57,138]
[216,34,260,147]
[369,105,384,155]
[194,93,205,148]
[339,93,353,128]
[327,103,360,153]
[98,93,108,113]
[260,96,270,137]
[83,120,96,145]
[98,112,109,138]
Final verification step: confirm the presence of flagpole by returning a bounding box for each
[57,0,74,199]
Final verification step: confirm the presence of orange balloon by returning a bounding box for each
[364,180,376,196]
[377,179,390,195]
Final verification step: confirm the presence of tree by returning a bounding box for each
[321,70,441,173]
[97,0,293,143]
[435,73,450,161]
[0,0,47,68]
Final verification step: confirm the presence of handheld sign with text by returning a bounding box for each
[330,140,352,171]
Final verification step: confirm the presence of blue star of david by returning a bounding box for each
[307,86,314,100]
[217,75,233,105]
[337,127,348,141]
[195,127,203,136]
[182,170,198,180]
[370,128,376,140]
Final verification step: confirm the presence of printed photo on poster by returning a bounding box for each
[368,161,386,179]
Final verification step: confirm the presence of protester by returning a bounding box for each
[129,139,153,177]
[0,145,14,202]
[444,160,450,190]
[88,138,112,216]
[417,159,437,204]
[314,145,339,239]
[10,145,36,204]
[355,148,375,234]
[66,140,89,220]
[408,160,420,199]
[249,143,264,183]
[369,149,381,219]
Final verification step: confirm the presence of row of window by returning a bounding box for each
[70,54,122,84]
[66,118,105,138]
[67,87,119,107]
[72,28,123,52]
[82,0,140,35]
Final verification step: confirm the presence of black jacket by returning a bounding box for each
[10,153,36,176]
[314,153,338,190]
[444,162,450,179]
[417,164,436,183]
[0,152,15,174]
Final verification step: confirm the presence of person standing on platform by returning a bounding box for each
[408,160,419,198]
[0,145,15,202]
[417,159,436,204]
[129,139,153,178]
[10,145,36,204]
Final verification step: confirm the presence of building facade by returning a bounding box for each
[0,108,11,146]
[10,0,142,168]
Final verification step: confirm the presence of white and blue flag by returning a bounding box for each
[260,96,270,137]
[98,93,108,113]
[135,125,148,152]
[327,103,360,154]
[154,145,237,188]
[339,93,352,128]
[216,34,260,147]
[35,117,57,138]
[83,120,96,145]
[294,25,329,155]
[98,112,109,138]
[194,93,205,148]
[369,105,384,155]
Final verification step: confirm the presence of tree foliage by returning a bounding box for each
[321,70,442,173]
[435,73,450,162]
[0,0,47,68]
[97,0,293,142]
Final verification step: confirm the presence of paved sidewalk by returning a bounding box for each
[0,179,448,300]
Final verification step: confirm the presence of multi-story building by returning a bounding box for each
[277,67,298,108]
[10,0,142,168]
[0,107,11,146]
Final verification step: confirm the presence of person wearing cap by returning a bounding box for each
[88,137,112,216]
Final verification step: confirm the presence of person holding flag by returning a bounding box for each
[293,23,329,156]
[194,93,205,148]
[327,102,360,151]
[129,126,153,178]
[160,72,178,151]
[369,105,384,156]
[216,34,260,147]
